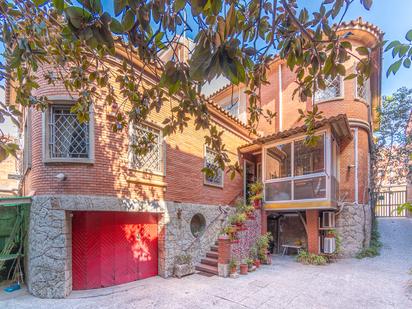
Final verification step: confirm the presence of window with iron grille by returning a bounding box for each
[356,79,368,101]
[314,76,342,103]
[129,123,163,174]
[48,105,90,159]
[204,146,223,187]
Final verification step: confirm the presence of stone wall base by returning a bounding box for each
[27,195,230,298]
[336,203,372,258]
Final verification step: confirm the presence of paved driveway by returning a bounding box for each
[1,218,412,309]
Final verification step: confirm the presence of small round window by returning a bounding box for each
[190,214,206,238]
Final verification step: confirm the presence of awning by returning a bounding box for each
[239,114,352,153]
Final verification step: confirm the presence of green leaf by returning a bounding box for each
[405,29,412,42]
[114,0,127,16]
[33,0,48,7]
[344,73,357,80]
[384,40,400,53]
[356,46,369,56]
[110,18,124,34]
[361,0,372,10]
[52,0,64,12]
[174,0,186,11]
[122,10,135,32]
[386,59,402,77]
[65,6,92,29]
[403,58,411,68]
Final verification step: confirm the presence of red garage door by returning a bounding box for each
[72,211,158,290]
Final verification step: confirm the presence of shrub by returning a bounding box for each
[229,213,247,225]
[296,250,327,265]
[256,232,273,260]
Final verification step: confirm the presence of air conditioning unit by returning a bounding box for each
[321,211,336,229]
[323,237,336,254]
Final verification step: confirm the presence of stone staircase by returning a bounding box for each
[195,241,219,276]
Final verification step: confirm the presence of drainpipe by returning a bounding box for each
[278,64,283,131]
[354,128,359,204]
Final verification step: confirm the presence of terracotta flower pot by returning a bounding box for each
[239,263,248,275]
[254,259,260,268]
[230,266,237,274]
[253,199,261,209]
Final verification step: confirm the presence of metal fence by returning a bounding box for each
[373,187,407,217]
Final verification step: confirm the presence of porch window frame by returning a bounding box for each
[262,130,332,203]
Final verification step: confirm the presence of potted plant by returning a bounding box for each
[229,213,247,230]
[222,226,239,243]
[249,245,260,268]
[173,254,194,278]
[239,261,248,275]
[256,232,273,263]
[325,229,336,238]
[244,205,256,219]
[249,182,263,209]
[246,258,254,272]
[229,258,238,275]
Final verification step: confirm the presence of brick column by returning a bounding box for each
[261,208,267,234]
[217,235,231,277]
[306,209,319,254]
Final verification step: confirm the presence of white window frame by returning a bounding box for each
[203,145,224,188]
[22,107,32,173]
[42,101,94,164]
[263,130,332,203]
[314,76,344,104]
[355,77,370,104]
[128,121,165,176]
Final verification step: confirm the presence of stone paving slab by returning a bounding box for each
[1,218,412,309]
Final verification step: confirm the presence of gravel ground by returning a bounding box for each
[1,217,412,309]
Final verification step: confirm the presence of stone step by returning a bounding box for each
[206,251,218,259]
[210,245,218,252]
[201,257,218,267]
[195,263,218,276]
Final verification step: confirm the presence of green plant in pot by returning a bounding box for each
[229,213,247,229]
[250,245,260,267]
[249,182,263,209]
[244,205,256,219]
[256,232,273,263]
[239,260,248,275]
[222,226,239,243]
[246,258,254,271]
[229,258,238,274]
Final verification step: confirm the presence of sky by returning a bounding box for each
[1,0,412,136]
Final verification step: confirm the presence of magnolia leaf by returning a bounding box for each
[33,0,48,7]
[110,18,124,34]
[406,30,412,42]
[122,10,135,32]
[65,6,92,29]
[114,0,127,16]
[52,0,65,12]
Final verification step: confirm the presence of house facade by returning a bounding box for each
[211,18,382,257]
[7,18,382,299]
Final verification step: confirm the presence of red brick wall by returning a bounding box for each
[306,209,319,254]
[23,63,249,206]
